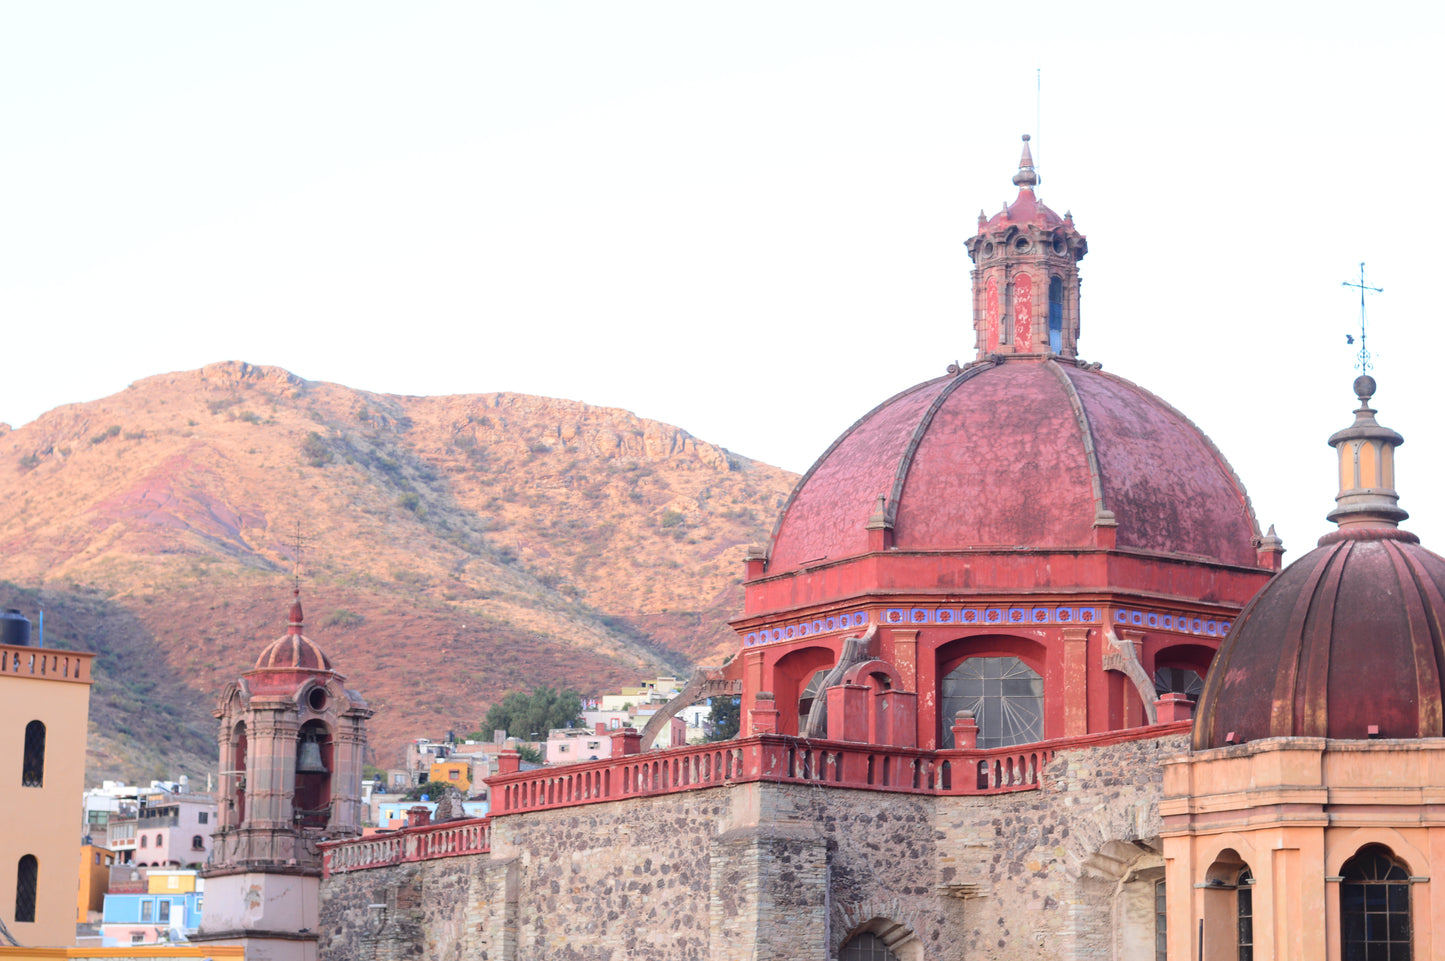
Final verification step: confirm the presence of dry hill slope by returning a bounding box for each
[0,362,798,779]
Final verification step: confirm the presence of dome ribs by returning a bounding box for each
[1270,541,1345,738]
[1045,359,1108,522]
[1385,539,1445,738]
[885,360,999,533]
[1291,541,1350,738]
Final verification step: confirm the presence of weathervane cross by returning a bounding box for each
[290,519,308,593]
[1342,262,1383,373]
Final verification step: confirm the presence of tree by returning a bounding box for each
[482,685,583,739]
[402,779,456,801]
[707,695,741,741]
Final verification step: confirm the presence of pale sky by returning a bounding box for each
[2,2,1441,559]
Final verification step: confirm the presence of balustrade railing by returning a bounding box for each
[321,817,491,876]
[321,723,1189,873]
[0,643,92,683]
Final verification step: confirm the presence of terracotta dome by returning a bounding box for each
[252,592,334,672]
[766,355,1261,572]
[1192,528,1445,748]
[1193,377,1442,748]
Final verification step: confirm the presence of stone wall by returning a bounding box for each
[319,733,1187,961]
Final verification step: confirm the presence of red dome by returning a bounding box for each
[252,594,334,672]
[767,356,1261,571]
[1193,528,1445,748]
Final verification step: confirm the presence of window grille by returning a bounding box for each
[941,656,1043,749]
[840,932,900,961]
[1238,868,1254,961]
[22,721,44,787]
[14,856,37,923]
[1342,845,1411,960]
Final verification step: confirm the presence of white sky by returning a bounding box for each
[2,2,1442,559]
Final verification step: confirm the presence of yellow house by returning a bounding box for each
[144,869,197,894]
[0,611,95,947]
[76,843,114,922]
[428,759,471,793]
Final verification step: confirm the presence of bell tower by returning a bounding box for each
[194,590,372,961]
[964,135,1088,359]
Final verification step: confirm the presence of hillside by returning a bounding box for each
[0,362,798,780]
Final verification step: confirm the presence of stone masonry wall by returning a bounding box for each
[318,733,1187,961]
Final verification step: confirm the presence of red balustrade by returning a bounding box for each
[320,722,1191,873]
[321,817,491,877]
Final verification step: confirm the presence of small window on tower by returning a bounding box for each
[21,720,45,787]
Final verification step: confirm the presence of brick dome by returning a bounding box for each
[252,592,334,671]
[766,355,1262,572]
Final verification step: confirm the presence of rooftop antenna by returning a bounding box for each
[1342,262,1382,372]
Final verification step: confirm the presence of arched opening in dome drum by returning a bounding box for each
[771,646,836,736]
[797,669,831,734]
[1341,844,1412,961]
[1048,276,1064,353]
[937,640,1044,749]
[293,719,333,828]
[1200,849,1253,961]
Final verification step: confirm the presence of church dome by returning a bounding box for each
[252,592,334,671]
[766,355,1262,572]
[1192,377,1444,748]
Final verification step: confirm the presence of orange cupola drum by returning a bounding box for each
[1193,377,1445,748]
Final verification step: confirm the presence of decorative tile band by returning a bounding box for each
[741,604,1232,649]
[1113,608,1230,638]
[743,611,869,647]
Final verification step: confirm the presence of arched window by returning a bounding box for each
[139,835,147,848]
[192,835,204,850]
[1341,844,1411,960]
[940,656,1042,749]
[1154,667,1205,701]
[1048,276,1064,353]
[1237,868,1254,961]
[22,720,45,787]
[155,834,162,847]
[797,669,830,730]
[15,855,37,923]
[840,931,900,960]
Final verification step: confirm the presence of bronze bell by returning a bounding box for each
[296,735,328,774]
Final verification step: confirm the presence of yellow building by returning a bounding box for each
[76,844,114,922]
[0,611,95,947]
[428,758,472,793]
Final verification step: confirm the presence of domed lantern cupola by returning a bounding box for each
[964,135,1088,359]
[1192,378,1445,748]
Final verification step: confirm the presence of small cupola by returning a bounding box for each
[964,136,1088,360]
[1325,374,1407,531]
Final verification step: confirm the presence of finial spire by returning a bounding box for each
[1325,375,1408,533]
[1012,134,1039,189]
[288,587,304,636]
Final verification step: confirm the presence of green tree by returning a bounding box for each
[707,695,741,741]
[483,685,584,739]
[401,779,455,801]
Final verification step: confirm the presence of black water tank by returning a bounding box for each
[0,609,31,647]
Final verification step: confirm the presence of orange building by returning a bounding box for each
[0,610,95,946]
[76,843,115,922]
[1163,377,1443,960]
